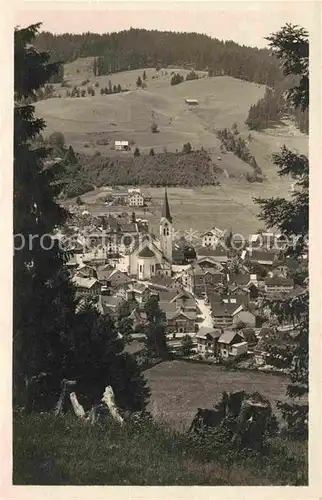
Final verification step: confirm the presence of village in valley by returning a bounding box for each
[58,186,307,375]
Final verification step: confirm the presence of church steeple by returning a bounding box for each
[162,188,172,223]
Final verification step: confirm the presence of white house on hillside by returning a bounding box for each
[115,140,129,151]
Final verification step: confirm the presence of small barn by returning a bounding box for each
[185,99,199,106]
[115,140,129,151]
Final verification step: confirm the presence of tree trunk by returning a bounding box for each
[101,386,125,426]
[54,379,77,416]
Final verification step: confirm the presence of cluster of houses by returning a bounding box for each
[62,189,307,369]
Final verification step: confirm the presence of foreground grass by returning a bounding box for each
[13,411,307,486]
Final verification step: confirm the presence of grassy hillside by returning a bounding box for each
[13,411,307,485]
[38,66,307,233]
[36,71,266,158]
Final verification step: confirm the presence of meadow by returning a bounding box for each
[79,181,292,236]
[36,63,307,175]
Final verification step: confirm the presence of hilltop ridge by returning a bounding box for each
[34,27,282,86]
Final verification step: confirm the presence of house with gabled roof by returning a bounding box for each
[127,282,151,304]
[158,301,197,336]
[244,249,278,266]
[74,263,97,280]
[147,275,183,294]
[201,227,224,247]
[196,327,247,359]
[217,330,248,358]
[181,263,224,297]
[196,255,225,270]
[98,294,125,318]
[72,276,101,297]
[210,299,256,328]
[210,302,242,327]
[265,277,294,297]
[96,263,115,283]
[240,328,258,347]
[97,268,132,290]
[196,327,222,357]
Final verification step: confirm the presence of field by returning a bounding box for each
[142,183,291,236]
[145,360,295,431]
[78,181,291,236]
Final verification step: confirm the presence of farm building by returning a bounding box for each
[185,99,199,106]
[115,140,130,151]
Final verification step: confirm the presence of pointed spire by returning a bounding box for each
[162,188,172,223]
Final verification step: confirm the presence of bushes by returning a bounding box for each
[216,124,263,179]
[151,122,159,133]
[180,335,194,357]
[186,70,199,81]
[48,131,66,150]
[100,84,122,95]
[182,142,192,154]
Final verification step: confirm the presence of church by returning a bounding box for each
[128,189,174,279]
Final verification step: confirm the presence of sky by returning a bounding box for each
[14,1,315,48]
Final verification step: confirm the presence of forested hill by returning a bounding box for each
[34,28,283,86]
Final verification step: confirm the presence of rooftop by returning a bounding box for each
[149,275,174,289]
[211,302,242,317]
[159,301,178,319]
[196,246,228,257]
[138,247,156,258]
[157,290,179,302]
[218,330,240,344]
[248,250,276,263]
[72,276,100,289]
[266,277,294,286]
[228,274,251,285]
[196,327,222,340]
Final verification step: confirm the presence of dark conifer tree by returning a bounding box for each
[14,24,150,414]
[143,296,168,358]
[14,23,76,410]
